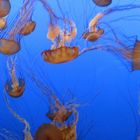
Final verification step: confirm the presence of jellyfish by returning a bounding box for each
[132,40,140,70]
[0,0,36,55]
[5,57,25,97]
[4,91,33,140]
[0,0,11,18]
[46,94,79,128]
[39,0,81,64]
[92,0,112,7]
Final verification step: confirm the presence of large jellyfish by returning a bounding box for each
[0,0,36,55]
[92,0,112,7]
[4,91,33,140]
[5,57,25,98]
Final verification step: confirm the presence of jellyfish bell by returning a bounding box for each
[19,21,36,36]
[82,28,104,42]
[92,0,112,7]
[0,39,20,55]
[5,78,25,98]
[42,46,79,64]
[34,124,63,140]
[0,0,11,18]
[132,40,140,70]
[0,18,6,29]
[46,110,73,122]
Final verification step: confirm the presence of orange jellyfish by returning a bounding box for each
[46,94,78,127]
[5,57,25,97]
[0,0,35,55]
[0,0,11,18]
[19,20,36,36]
[132,40,140,70]
[92,0,112,7]
[39,0,81,64]
[41,17,82,64]
[4,91,33,140]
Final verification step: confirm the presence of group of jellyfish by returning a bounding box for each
[1,0,140,139]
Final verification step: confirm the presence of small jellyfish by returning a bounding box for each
[92,0,112,7]
[0,0,11,17]
[19,20,36,36]
[47,109,72,122]
[46,94,74,124]
[5,57,25,98]
[82,28,104,42]
[34,124,63,140]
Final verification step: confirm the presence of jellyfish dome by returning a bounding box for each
[0,39,20,55]
[92,0,112,7]
[42,46,79,64]
[0,0,11,17]
[5,78,25,98]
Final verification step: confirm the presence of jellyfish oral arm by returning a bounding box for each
[89,13,104,32]
[7,58,19,89]
[4,92,33,140]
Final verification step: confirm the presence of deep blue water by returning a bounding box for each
[1,0,140,140]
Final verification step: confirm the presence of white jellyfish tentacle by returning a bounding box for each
[7,57,19,90]
[89,12,104,32]
[60,20,77,44]
[69,20,77,39]
[4,92,33,140]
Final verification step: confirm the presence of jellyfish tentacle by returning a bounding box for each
[7,57,19,90]
[9,0,35,38]
[4,91,33,140]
